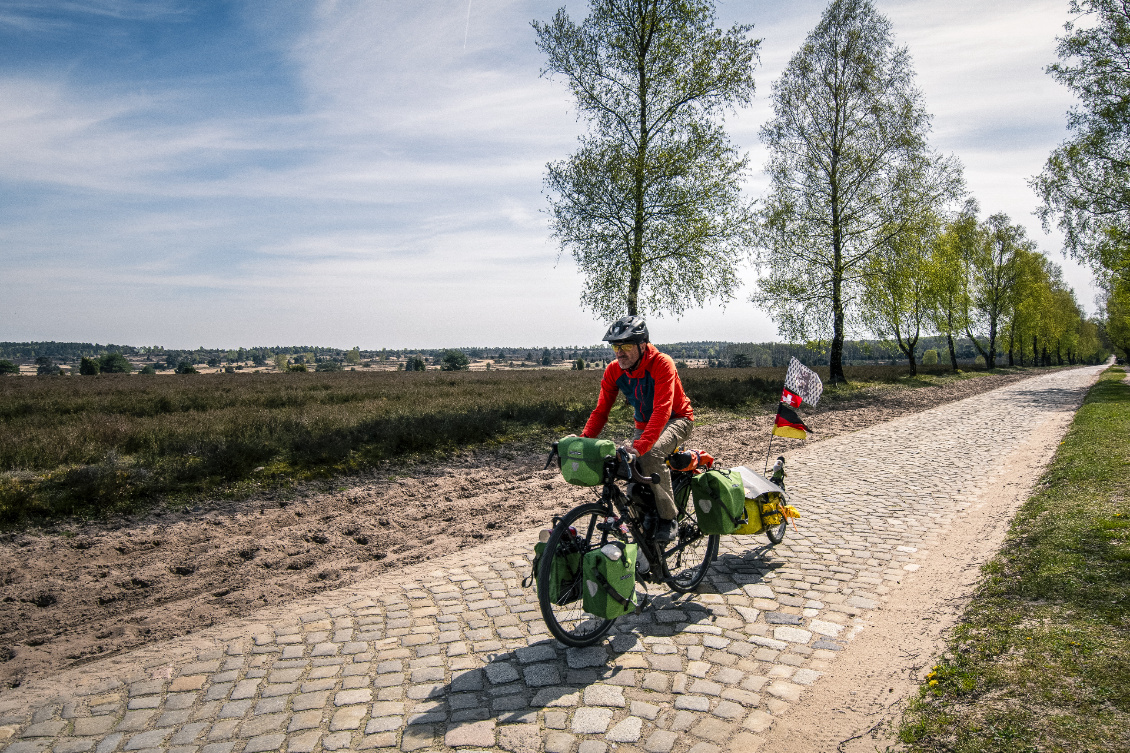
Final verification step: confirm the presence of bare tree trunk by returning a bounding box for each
[895,331,918,376]
[628,8,652,317]
[627,257,641,316]
[987,316,998,369]
[946,330,958,371]
[829,172,846,385]
[966,324,990,368]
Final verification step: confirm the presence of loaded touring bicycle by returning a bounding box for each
[530,436,798,647]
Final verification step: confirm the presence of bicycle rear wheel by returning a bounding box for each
[765,514,787,545]
[663,511,718,593]
[537,503,617,647]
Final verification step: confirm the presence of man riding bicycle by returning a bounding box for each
[579,316,694,543]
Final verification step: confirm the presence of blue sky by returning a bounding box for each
[0,0,1093,349]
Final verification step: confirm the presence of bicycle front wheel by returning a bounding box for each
[663,512,718,594]
[537,503,617,647]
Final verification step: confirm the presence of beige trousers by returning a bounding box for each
[634,417,694,520]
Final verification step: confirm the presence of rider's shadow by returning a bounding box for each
[398,638,653,748]
[391,620,698,746]
[396,551,784,747]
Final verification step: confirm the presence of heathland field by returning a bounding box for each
[0,364,984,523]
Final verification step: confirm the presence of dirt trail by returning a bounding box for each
[0,370,1045,689]
[753,400,1084,753]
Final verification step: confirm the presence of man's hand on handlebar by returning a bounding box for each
[617,444,659,485]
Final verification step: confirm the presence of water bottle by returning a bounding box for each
[605,516,630,538]
[637,547,650,574]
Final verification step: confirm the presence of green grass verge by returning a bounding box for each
[0,363,1040,525]
[898,366,1130,753]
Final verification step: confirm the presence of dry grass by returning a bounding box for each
[0,363,997,524]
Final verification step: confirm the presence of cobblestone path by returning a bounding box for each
[0,366,1102,753]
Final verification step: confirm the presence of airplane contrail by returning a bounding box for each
[464,0,472,50]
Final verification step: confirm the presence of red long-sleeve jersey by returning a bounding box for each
[581,344,694,455]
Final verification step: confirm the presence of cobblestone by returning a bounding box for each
[0,369,1097,753]
[571,707,614,734]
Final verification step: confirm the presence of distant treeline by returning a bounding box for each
[1,336,998,368]
[670,336,989,367]
[0,342,144,362]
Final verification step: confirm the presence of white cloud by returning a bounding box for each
[0,0,188,29]
[0,0,1103,347]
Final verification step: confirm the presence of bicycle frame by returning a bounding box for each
[592,456,701,586]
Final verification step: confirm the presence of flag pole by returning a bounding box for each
[764,429,774,474]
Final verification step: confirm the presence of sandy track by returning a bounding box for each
[752,377,1093,752]
[0,370,1046,688]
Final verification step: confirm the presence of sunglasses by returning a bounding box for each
[610,343,636,353]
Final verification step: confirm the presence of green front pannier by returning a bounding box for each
[533,541,583,604]
[581,542,639,619]
[558,436,616,487]
[691,468,747,535]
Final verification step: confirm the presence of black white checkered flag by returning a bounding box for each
[784,357,823,406]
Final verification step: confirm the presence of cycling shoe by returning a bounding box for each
[652,518,678,543]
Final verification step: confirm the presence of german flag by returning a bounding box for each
[772,404,811,439]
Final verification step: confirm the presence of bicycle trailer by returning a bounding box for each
[730,465,798,534]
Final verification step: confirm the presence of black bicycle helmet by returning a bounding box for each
[602,315,649,344]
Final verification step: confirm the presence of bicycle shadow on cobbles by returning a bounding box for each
[398,563,781,748]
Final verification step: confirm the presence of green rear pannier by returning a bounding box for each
[533,541,583,604]
[557,436,616,487]
[581,542,639,619]
[691,469,747,535]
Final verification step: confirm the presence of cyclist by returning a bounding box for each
[580,315,694,542]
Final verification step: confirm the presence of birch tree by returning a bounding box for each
[1102,277,1130,358]
[928,202,979,370]
[964,213,1030,369]
[1006,248,1054,366]
[753,0,961,383]
[862,219,936,375]
[1033,0,1130,282]
[535,0,760,318]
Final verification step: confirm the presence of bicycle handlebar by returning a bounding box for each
[617,447,659,485]
[545,441,657,485]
